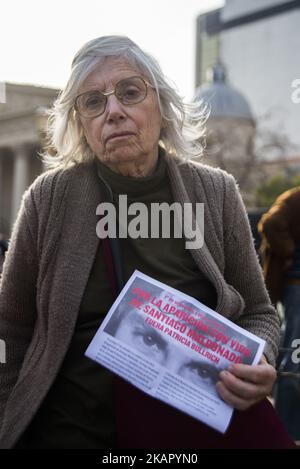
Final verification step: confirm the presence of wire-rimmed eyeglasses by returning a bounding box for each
[74,76,154,119]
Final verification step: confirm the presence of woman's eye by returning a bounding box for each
[123,87,141,100]
[85,95,104,108]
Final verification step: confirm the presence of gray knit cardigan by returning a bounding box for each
[0,154,280,448]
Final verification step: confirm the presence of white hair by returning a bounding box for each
[43,35,208,169]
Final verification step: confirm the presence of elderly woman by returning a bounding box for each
[0,36,290,449]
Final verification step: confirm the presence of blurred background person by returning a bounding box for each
[258,186,300,442]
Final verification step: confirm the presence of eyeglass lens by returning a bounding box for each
[76,76,147,117]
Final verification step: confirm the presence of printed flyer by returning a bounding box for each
[86,270,266,433]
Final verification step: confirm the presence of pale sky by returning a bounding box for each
[0,0,223,100]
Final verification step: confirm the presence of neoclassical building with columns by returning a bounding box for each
[0,82,59,235]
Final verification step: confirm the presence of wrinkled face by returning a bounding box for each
[77,57,162,172]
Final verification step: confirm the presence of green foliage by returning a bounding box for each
[255,173,300,207]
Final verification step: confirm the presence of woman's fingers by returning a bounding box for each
[216,380,257,410]
[218,369,265,399]
[216,361,277,410]
[226,361,277,386]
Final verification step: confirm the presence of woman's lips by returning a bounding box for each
[106,132,135,142]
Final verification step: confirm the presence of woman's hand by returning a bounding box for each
[216,355,277,411]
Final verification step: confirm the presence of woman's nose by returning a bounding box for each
[106,95,126,122]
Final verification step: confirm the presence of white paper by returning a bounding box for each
[85,270,266,433]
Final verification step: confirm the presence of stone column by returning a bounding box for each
[11,144,29,226]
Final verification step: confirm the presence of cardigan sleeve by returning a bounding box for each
[223,176,281,366]
[0,188,39,426]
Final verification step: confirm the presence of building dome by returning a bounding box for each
[195,64,254,123]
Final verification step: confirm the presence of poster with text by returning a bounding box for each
[86,270,266,433]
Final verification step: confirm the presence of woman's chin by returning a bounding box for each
[99,150,141,166]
